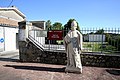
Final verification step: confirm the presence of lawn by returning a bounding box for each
[83,42,118,53]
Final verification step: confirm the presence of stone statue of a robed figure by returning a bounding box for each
[63,20,82,73]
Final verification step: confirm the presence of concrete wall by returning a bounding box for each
[19,40,120,68]
[0,27,4,52]
[4,27,18,51]
[0,26,18,52]
[89,34,105,42]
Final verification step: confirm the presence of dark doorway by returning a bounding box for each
[16,33,19,49]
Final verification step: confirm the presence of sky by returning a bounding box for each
[0,0,120,28]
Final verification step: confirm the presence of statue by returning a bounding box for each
[63,20,82,73]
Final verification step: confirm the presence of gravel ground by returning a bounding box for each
[0,58,120,80]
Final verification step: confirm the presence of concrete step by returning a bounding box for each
[0,50,19,59]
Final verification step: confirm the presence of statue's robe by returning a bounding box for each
[63,30,82,73]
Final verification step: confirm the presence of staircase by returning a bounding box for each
[28,35,45,51]
[28,30,65,52]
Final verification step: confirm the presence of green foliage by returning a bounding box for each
[105,33,120,51]
[63,19,81,37]
[87,44,92,47]
[46,20,52,30]
[46,19,80,31]
[52,22,63,30]
[89,29,104,34]
[83,42,118,53]
[64,19,75,30]
[89,32,94,34]
[95,29,104,34]
[64,19,80,31]
[56,40,63,44]
[46,20,63,30]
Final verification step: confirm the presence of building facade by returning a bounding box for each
[0,6,26,52]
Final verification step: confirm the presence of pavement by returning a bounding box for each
[0,50,120,80]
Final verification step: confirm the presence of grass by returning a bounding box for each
[83,42,118,53]
[55,41,118,54]
[56,40,63,44]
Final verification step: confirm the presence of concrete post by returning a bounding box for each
[18,21,28,61]
[18,21,27,41]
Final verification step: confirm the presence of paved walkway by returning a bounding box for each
[0,60,120,80]
[0,50,120,80]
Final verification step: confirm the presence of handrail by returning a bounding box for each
[28,35,45,51]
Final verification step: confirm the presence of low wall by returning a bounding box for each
[19,41,67,65]
[81,53,120,68]
[19,41,120,68]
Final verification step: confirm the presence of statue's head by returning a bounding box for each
[71,20,77,31]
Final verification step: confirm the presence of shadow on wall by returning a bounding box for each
[4,65,65,73]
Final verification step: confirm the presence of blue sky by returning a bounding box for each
[0,0,120,28]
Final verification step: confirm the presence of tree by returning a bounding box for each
[64,19,80,31]
[95,29,104,34]
[46,20,52,30]
[52,22,63,30]
[89,32,94,34]
[63,19,81,36]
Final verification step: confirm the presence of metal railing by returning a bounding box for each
[28,28,120,54]
[28,30,65,52]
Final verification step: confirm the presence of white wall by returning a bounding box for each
[83,35,89,41]
[4,27,18,51]
[0,27,4,52]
